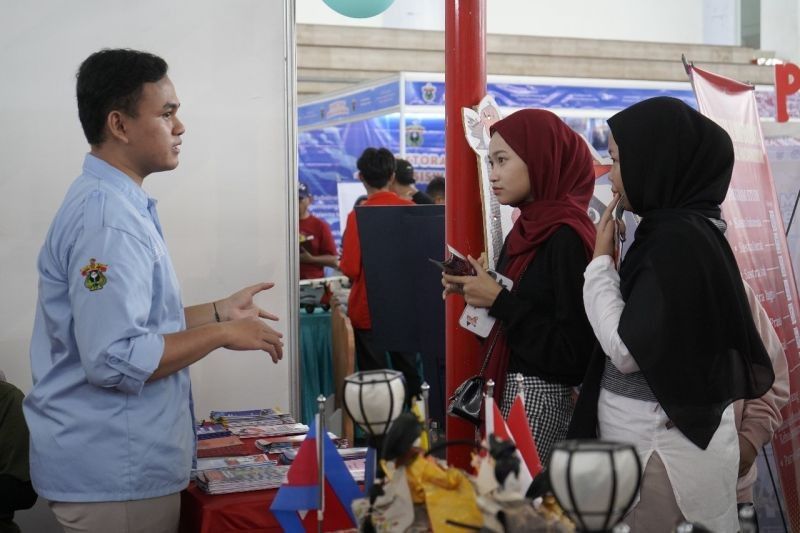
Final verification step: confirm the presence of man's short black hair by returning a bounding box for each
[394,158,415,185]
[356,147,395,189]
[76,49,168,145]
[426,175,445,198]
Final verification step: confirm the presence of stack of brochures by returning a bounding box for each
[278,446,368,465]
[195,463,291,495]
[255,432,341,453]
[207,409,309,439]
[337,447,369,461]
[211,409,297,428]
[196,424,232,440]
[194,454,275,473]
[195,408,365,493]
[210,408,277,421]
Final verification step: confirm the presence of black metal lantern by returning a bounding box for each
[548,440,642,532]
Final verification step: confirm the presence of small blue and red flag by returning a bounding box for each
[270,415,362,531]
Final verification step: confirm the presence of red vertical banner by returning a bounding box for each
[444,0,486,468]
[691,65,800,531]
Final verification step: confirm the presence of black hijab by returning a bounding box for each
[609,97,774,449]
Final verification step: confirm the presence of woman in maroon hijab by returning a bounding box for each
[443,109,596,462]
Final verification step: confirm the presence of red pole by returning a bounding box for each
[445,0,486,468]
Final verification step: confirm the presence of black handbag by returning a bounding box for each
[447,375,485,425]
[447,329,500,426]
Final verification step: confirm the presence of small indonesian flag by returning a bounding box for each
[484,393,533,495]
[507,393,543,477]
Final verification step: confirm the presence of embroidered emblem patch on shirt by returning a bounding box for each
[80,258,108,291]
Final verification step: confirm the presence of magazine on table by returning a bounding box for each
[221,413,298,429]
[210,408,278,420]
[196,423,232,440]
[255,431,340,452]
[279,446,367,465]
[194,454,275,472]
[229,422,309,438]
[338,447,368,460]
[209,408,298,428]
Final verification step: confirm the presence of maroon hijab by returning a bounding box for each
[485,109,596,401]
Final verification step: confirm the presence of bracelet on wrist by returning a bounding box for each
[212,301,221,323]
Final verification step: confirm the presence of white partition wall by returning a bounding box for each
[0,0,299,418]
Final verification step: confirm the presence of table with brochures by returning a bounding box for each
[180,408,365,533]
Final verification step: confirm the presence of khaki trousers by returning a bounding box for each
[50,492,180,533]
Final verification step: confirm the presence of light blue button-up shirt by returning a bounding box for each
[24,154,195,502]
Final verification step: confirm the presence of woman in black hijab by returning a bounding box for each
[571,97,774,532]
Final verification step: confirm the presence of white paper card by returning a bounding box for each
[458,271,513,337]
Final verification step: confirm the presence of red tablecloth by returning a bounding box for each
[180,483,280,533]
[180,438,282,533]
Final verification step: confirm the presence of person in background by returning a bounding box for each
[0,374,37,533]
[298,182,338,280]
[426,175,445,205]
[340,147,422,402]
[392,158,434,205]
[572,97,774,532]
[735,280,789,532]
[24,49,283,533]
[442,109,597,463]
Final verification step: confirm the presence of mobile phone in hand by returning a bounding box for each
[429,245,476,276]
[612,196,625,221]
[613,196,626,243]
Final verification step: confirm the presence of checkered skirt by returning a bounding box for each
[500,373,574,465]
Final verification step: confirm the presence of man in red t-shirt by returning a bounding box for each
[299,182,338,280]
[339,148,421,402]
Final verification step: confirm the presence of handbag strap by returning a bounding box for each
[478,326,502,377]
[478,256,530,377]
[475,256,531,378]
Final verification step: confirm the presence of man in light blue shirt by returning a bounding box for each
[24,49,284,533]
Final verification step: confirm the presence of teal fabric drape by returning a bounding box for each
[299,309,334,424]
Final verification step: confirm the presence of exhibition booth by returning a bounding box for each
[298,72,800,250]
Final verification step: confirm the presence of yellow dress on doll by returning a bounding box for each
[406,455,483,532]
